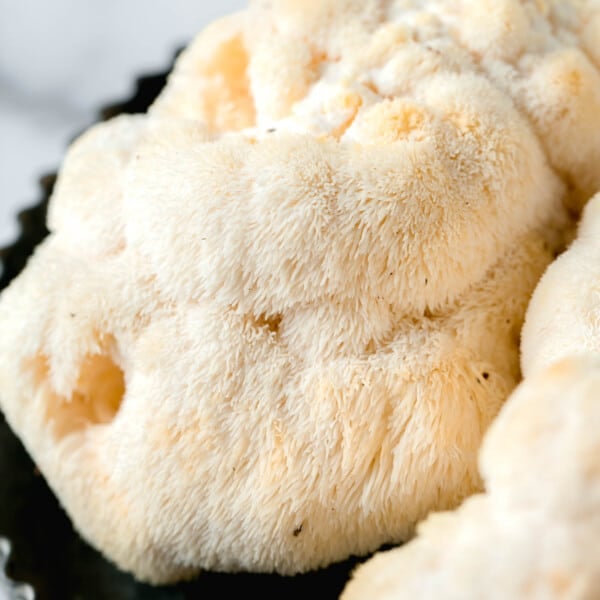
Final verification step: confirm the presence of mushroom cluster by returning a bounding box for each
[0,0,599,589]
[342,195,600,599]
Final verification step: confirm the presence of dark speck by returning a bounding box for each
[482,372,489,380]
[293,524,303,537]
[70,313,76,318]
[267,128,276,133]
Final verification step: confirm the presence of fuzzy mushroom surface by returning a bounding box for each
[341,355,600,600]
[1,0,599,585]
[521,192,600,377]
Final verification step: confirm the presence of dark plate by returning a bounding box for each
[0,53,379,600]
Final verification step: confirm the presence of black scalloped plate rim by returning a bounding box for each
[0,52,389,599]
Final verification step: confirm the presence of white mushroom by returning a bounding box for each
[341,355,600,600]
[521,192,600,377]
[1,0,600,586]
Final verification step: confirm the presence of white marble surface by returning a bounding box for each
[0,0,246,248]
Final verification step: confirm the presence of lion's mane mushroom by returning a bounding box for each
[521,192,600,377]
[340,160,600,600]
[1,0,599,585]
[341,355,600,600]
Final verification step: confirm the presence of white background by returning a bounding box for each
[0,0,246,248]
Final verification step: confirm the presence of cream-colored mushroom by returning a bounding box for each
[521,193,600,377]
[341,355,600,600]
[2,0,600,585]
[341,164,600,600]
